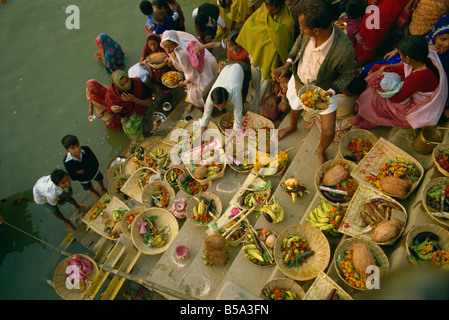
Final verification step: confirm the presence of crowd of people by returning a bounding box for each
[33,0,449,230]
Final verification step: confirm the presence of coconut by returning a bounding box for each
[380,176,411,198]
[193,165,208,180]
[371,219,402,243]
[352,243,376,280]
[322,165,349,186]
[204,234,227,251]
[205,249,229,266]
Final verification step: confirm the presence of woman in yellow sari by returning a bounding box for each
[236,0,294,112]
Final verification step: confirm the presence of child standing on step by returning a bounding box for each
[62,134,107,202]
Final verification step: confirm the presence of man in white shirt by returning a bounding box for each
[200,61,252,140]
[272,0,354,166]
[33,169,90,232]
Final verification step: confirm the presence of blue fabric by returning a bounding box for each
[360,53,402,77]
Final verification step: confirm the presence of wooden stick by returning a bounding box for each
[222,207,255,239]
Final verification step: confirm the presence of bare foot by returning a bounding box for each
[186,104,194,113]
[278,127,296,140]
[317,151,327,167]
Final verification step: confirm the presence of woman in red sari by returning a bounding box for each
[139,33,175,98]
[354,0,410,64]
[86,80,122,131]
[105,70,155,147]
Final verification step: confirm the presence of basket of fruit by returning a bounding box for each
[422,177,449,228]
[274,224,331,281]
[433,143,449,177]
[298,85,330,112]
[259,278,305,300]
[141,180,176,209]
[186,192,222,227]
[161,71,183,88]
[243,226,278,267]
[164,165,186,189]
[121,206,146,239]
[339,129,378,163]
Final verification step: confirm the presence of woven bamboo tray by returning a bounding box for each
[177,171,212,197]
[315,158,358,206]
[298,84,329,113]
[422,177,449,228]
[274,224,331,281]
[121,206,146,239]
[164,165,187,189]
[338,184,407,245]
[405,223,449,266]
[131,208,179,255]
[163,119,190,145]
[350,137,424,200]
[120,167,157,204]
[108,174,131,204]
[333,237,390,291]
[339,129,378,163]
[145,141,174,171]
[82,193,111,226]
[141,180,176,209]
[218,112,234,133]
[229,172,271,210]
[53,254,99,300]
[243,228,278,267]
[185,192,223,227]
[107,160,125,184]
[259,278,306,300]
[242,111,275,130]
[432,143,449,177]
[303,271,353,300]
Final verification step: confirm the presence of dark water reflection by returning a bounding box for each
[0,0,198,299]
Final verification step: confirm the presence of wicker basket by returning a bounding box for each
[338,184,407,246]
[222,218,250,247]
[274,224,331,281]
[121,206,146,239]
[123,154,146,176]
[162,71,183,88]
[315,158,358,206]
[120,167,158,204]
[145,141,174,171]
[53,254,99,300]
[131,208,179,255]
[421,177,449,228]
[333,237,390,291]
[433,143,449,177]
[351,137,424,200]
[259,278,306,300]
[82,193,111,226]
[298,84,329,113]
[185,192,223,227]
[186,156,226,184]
[177,171,212,197]
[141,180,176,209]
[108,174,131,203]
[164,165,187,189]
[107,160,124,184]
[405,223,449,266]
[338,129,378,163]
[303,271,353,300]
[218,113,235,133]
[163,119,190,145]
[230,173,271,210]
[243,228,278,267]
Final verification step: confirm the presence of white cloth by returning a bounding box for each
[406,49,448,128]
[161,30,218,108]
[33,175,63,206]
[128,63,152,87]
[200,63,245,130]
[296,26,335,85]
[377,72,404,99]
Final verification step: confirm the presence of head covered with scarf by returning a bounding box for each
[427,15,449,46]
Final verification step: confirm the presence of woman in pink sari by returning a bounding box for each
[350,35,448,130]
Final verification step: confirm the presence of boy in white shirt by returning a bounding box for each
[33,169,90,232]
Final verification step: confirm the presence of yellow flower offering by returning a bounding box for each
[300,90,330,110]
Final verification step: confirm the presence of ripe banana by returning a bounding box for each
[306,199,344,236]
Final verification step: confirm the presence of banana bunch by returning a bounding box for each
[281,234,315,265]
[204,165,222,178]
[260,196,284,223]
[149,148,170,169]
[166,169,178,187]
[193,200,207,220]
[243,244,265,263]
[306,199,344,237]
[281,178,308,203]
[148,231,167,248]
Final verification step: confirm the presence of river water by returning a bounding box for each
[0,0,199,299]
